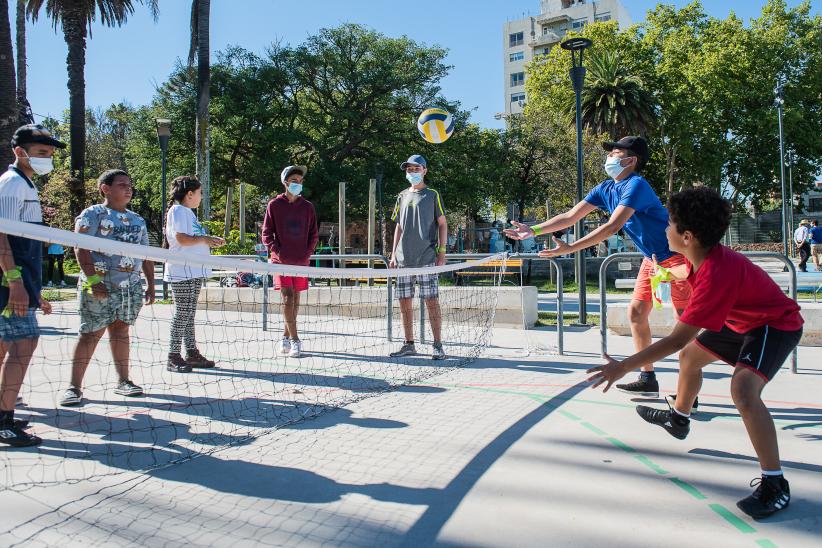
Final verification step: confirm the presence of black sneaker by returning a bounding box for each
[59,387,83,407]
[617,374,659,397]
[185,349,216,368]
[432,342,446,360]
[737,476,790,519]
[114,380,143,397]
[636,404,690,440]
[665,394,699,415]
[390,342,416,357]
[0,420,41,447]
[167,353,193,373]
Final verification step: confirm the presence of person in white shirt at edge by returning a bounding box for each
[163,176,225,373]
[793,219,811,273]
[0,124,61,447]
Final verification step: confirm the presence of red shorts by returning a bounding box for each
[274,275,308,292]
[633,254,691,310]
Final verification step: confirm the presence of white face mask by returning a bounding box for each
[604,155,627,180]
[24,153,55,176]
[406,172,424,185]
[287,182,303,196]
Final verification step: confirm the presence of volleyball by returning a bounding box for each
[417,107,455,144]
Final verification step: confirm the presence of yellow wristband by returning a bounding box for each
[83,274,103,292]
[1,266,22,287]
[436,245,446,254]
[530,225,543,236]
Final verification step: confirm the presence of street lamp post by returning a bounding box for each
[787,150,795,254]
[561,37,592,324]
[156,118,172,300]
[774,81,788,257]
[376,165,384,256]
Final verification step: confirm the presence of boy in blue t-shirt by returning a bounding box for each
[0,124,64,447]
[505,136,691,397]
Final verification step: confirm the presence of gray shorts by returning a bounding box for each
[395,264,439,300]
[79,282,144,333]
[0,309,39,341]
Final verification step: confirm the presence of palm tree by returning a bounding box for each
[16,0,33,124]
[190,0,211,220]
[25,0,158,216]
[577,51,656,139]
[0,0,16,168]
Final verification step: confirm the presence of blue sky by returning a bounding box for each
[8,0,818,129]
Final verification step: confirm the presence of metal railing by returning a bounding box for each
[599,252,799,374]
[207,252,563,353]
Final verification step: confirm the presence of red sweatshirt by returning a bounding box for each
[261,194,318,265]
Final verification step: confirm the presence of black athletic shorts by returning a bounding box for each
[695,325,802,382]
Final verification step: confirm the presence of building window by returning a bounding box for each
[809,197,822,212]
[595,13,611,22]
[572,19,586,30]
[509,32,524,47]
[510,72,525,87]
[511,92,526,104]
[509,51,524,62]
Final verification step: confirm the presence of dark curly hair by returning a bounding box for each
[667,186,731,249]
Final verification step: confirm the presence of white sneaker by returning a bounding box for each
[288,339,302,358]
[278,337,291,355]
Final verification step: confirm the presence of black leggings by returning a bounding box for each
[46,254,65,283]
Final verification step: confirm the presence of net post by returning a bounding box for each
[368,179,376,287]
[338,182,346,274]
[262,269,269,331]
[386,269,393,341]
[419,292,426,344]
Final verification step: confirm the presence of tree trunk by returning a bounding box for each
[0,0,16,168]
[195,0,211,220]
[62,9,86,217]
[15,0,30,125]
[665,143,678,199]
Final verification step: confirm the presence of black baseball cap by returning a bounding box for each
[602,136,647,162]
[11,124,67,149]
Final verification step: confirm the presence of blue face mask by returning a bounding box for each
[604,156,627,179]
[287,182,303,196]
[406,172,424,185]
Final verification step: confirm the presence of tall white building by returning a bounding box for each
[502,0,631,116]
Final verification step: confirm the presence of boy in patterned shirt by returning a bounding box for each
[59,170,155,406]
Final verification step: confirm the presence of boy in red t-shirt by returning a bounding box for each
[588,187,803,520]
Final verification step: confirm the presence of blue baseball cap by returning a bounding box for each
[400,154,427,170]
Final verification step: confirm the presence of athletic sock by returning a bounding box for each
[672,407,691,419]
[761,469,783,477]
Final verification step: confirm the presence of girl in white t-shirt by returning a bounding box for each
[163,176,224,372]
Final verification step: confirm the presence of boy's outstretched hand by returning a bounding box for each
[586,353,629,392]
[502,221,533,241]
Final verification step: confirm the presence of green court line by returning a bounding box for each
[605,436,637,453]
[756,539,778,548]
[669,477,708,500]
[634,454,669,475]
[558,409,581,421]
[709,503,757,534]
[580,422,607,436]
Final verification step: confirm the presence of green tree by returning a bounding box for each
[579,50,656,138]
[25,0,159,217]
[0,0,15,167]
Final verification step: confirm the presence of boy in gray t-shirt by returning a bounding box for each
[388,155,448,360]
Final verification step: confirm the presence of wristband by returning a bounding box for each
[436,245,446,254]
[83,274,103,292]
[1,266,23,287]
[530,225,543,236]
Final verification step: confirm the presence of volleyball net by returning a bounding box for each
[0,218,505,491]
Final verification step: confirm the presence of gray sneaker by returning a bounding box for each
[390,342,416,357]
[114,380,143,397]
[59,387,83,407]
[432,342,446,360]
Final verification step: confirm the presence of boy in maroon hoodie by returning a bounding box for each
[262,166,318,358]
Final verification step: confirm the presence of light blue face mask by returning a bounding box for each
[604,156,626,179]
[287,182,303,196]
[406,172,424,185]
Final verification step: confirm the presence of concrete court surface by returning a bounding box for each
[0,304,820,547]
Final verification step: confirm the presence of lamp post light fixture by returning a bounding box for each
[156,118,172,300]
[773,80,788,257]
[561,36,592,324]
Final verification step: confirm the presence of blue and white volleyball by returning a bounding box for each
[417,107,455,144]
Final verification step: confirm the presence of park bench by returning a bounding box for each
[455,258,523,286]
